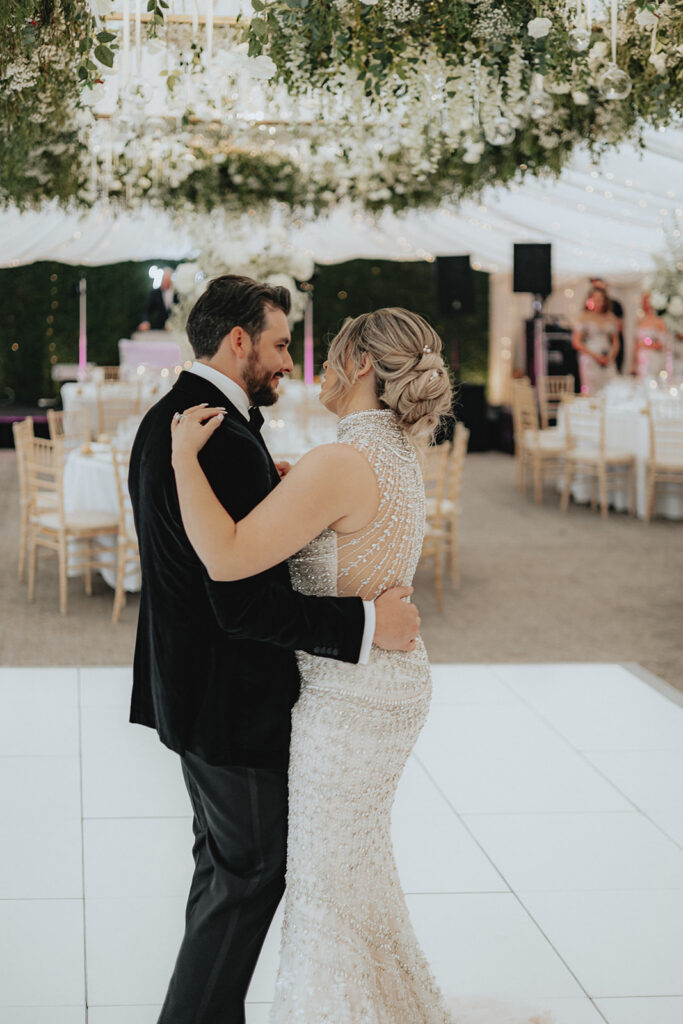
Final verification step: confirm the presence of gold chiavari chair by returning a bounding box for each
[12,418,58,582]
[420,441,451,611]
[96,381,142,438]
[47,408,92,450]
[645,401,683,523]
[537,374,575,430]
[111,447,140,622]
[561,397,636,518]
[512,379,566,504]
[25,437,119,615]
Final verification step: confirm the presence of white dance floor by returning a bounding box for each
[1,663,683,1024]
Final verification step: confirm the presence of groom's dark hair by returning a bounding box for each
[186,274,292,359]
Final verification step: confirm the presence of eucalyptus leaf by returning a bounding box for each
[94,44,114,68]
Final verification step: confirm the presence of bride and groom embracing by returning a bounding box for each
[129,275,552,1024]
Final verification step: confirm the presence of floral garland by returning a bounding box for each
[244,0,683,200]
[0,0,116,208]
[648,238,683,334]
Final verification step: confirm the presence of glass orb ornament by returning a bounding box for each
[568,25,591,51]
[484,117,516,146]
[527,74,553,120]
[597,63,632,100]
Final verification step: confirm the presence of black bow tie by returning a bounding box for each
[248,406,264,435]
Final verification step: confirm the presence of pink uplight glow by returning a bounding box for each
[77,278,88,381]
[304,294,314,385]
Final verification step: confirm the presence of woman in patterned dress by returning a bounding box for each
[171,308,551,1024]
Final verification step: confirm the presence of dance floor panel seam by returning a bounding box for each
[1,663,682,1024]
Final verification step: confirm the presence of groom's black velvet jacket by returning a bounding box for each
[128,371,365,767]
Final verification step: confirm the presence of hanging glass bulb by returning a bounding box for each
[527,73,553,120]
[568,25,591,51]
[484,117,516,146]
[597,63,632,100]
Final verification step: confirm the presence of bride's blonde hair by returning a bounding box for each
[324,308,453,446]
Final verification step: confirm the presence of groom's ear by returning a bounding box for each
[224,326,251,360]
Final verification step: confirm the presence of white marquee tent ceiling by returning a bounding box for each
[1,126,681,275]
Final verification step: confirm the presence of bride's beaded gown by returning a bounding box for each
[271,410,551,1024]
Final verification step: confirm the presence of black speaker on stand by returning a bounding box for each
[434,256,487,448]
[513,243,552,385]
[435,256,474,377]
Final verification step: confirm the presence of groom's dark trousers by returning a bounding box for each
[128,371,365,1023]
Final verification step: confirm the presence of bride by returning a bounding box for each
[171,308,551,1024]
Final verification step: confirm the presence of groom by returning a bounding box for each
[128,275,420,1023]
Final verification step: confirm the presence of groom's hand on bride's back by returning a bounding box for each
[373,587,421,652]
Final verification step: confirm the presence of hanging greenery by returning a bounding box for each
[244,0,683,202]
[1,1,683,215]
[0,0,116,208]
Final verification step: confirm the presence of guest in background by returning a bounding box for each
[137,267,177,331]
[590,277,624,372]
[632,292,669,380]
[572,286,620,395]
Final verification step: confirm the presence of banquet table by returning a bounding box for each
[61,377,171,435]
[556,381,683,520]
[63,442,140,592]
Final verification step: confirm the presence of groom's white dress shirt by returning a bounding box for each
[187,361,375,664]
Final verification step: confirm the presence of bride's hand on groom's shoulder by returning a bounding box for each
[170,404,226,466]
[374,586,421,653]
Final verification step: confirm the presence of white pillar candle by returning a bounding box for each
[135,0,142,76]
[122,0,130,84]
[206,0,214,66]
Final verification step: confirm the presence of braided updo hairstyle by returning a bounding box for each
[323,308,453,446]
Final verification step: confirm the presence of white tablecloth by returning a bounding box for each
[63,443,140,592]
[557,384,683,519]
[61,377,171,435]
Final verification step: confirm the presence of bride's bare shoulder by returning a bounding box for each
[290,442,377,489]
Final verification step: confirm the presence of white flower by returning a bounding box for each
[174,262,202,293]
[572,90,590,105]
[668,295,683,317]
[290,251,315,281]
[635,9,658,29]
[247,55,277,81]
[81,82,107,107]
[527,17,552,39]
[462,140,485,163]
[650,289,668,310]
[649,52,667,74]
[547,80,571,95]
[588,40,609,64]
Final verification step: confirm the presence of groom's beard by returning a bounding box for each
[243,348,281,407]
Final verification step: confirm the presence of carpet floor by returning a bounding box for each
[1,449,681,692]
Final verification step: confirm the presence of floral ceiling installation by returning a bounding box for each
[1,1,683,215]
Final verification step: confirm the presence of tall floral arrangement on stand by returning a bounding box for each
[169,216,314,340]
[648,239,683,336]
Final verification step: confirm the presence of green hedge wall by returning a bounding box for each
[0,258,488,405]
